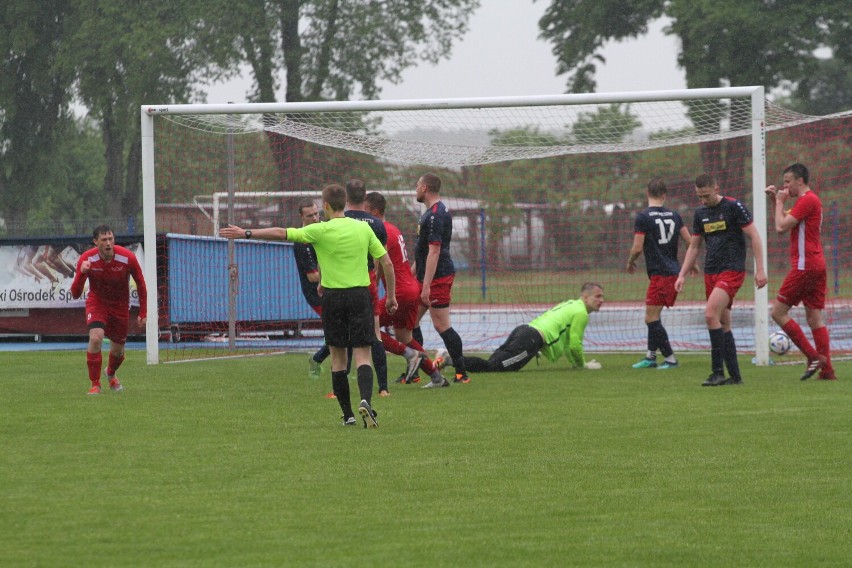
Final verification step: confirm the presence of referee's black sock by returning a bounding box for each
[332,370,352,418]
[439,327,466,375]
[723,331,741,380]
[371,340,388,392]
[356,364,374,405]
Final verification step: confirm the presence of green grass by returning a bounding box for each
[2,351,850,567]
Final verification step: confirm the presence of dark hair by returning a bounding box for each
[581,282,603,294]
[322,184,347,212]
[345,179,367,204]
[694,173,717,189]
[297,198,317,215]
[647,177,667,198]
[420,173,442,193]
[93,224,113,239]
[365,191,386,216]
[783,163,809,184]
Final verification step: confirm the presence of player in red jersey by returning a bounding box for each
[365,192,447,386]
[70,225,148,395]
[766,163,833,380]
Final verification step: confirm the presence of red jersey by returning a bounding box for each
[383,221,420,300]
[788,190,825,271]
[70,245,148,313]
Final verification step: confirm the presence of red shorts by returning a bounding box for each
[86,300,129,345]
[421,274,455,309]
[310,305,323,317]
[777,268,826,309]
[646,275,678,307]
[368,270,380,316]
[704,271,745,308]
[379,282,420,329]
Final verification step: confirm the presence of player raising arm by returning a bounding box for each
[71,225,147,395]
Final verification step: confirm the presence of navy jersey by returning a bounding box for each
[692,196,753,274]
[634,206,685,276]
[415,200,455,281]
[345,209,388,270]
[292,242,321,308]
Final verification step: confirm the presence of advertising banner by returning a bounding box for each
[0,240,144,309]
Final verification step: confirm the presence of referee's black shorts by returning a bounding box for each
[321,287,374,348]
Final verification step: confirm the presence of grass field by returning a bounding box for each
[2,351,850,567]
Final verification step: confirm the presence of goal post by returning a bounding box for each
[140,86,851,366]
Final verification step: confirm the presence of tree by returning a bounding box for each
[538,0,850,191]
[0,0,76,234]
[67,0,223,225]
[201,0,479,191]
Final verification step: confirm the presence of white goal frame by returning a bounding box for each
[141,86,769,365]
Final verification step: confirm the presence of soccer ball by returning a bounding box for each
[769,331,792,355]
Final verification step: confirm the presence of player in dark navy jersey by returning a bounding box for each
[413,173,468,387]
[293,198,331,381]
[345,179,391,396]
[676,174,767,387]
[627,178,692,370]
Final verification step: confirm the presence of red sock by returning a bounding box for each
[107,353,125,377]
[782,320,819,360]
[406,340,436,373]
[812,326,833,371]
[86,352,102,385]
[380,331,407,356]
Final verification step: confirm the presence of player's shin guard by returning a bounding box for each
[723,331,741,380]
[356,364,374,404]
[86,352,102,384]
[371,341,388,392]
[439,327,466,374]
[332,370,352,417]
[781,320,820,361]
[812,326,832,371]
[708,327,725,375]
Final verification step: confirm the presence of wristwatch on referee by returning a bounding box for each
[244,230,252,239]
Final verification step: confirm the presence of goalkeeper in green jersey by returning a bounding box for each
[462,283,604,373]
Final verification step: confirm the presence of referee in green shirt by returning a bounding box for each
[463,283,604,373]
[220,184,397,428]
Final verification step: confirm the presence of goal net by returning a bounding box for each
[141,88,851,364]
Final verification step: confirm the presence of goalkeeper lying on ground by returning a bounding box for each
[453,282,604,373]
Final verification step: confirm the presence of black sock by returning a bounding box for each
[646,321,658,354]
[332,370,352,417]
[723,331,741,380]
[356,364,374,404]
[709,327,725,375]
[412,326,424,347]
[313,343,330,363]
[649,320,673,358]
[371,340,388,391]
[439,327,466,375]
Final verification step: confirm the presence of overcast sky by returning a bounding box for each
[203,3,687,104]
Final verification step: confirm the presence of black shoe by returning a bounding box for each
[702,373,727,387]
[394,371,421,384]
[800,357,825,381]
[722,377,743,385]
[358,399,379,429]
[342,416,357,426]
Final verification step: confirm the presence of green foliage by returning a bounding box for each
[572,103,642,144]
[2,350,850,566]
[207,0,480,103]
[540,0,850,116]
